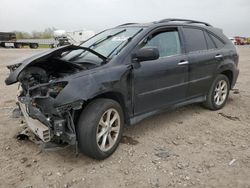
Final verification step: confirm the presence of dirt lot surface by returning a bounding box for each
[0,47,250,188]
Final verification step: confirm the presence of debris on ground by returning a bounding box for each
[203,161,215,169]
[5,146,10,150]
[154,147,172,159]
[229,159,237,166]
[176,161,190,169]
[20,157,28,163]
[218,113,240,121]
[232,89,240,94]
[120,135,139,145]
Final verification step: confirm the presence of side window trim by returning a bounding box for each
[181,26,208,54]
[136,26,184,58]
[204,30,217,50]
[206,30,225,49]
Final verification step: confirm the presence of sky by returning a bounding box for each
[0,0,250,37]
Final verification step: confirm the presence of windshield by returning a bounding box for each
[60,27,142,65]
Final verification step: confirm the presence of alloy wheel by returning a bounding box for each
[96,108,121,152]
[214,80,228,106]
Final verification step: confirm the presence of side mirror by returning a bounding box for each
[132,47,159,62]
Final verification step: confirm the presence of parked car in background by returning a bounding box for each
[229,37,236,45]
[6,19,239,159]
[235,36,248,45]
[247,37,250,45]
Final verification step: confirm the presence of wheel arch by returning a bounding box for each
[82,91,130,125]
[217,60,235,89]
[220,69,233,88]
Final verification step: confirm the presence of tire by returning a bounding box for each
[29,43,38,49]
[76,98,124,160]
[14,43,22,48]
[203,74,230,110]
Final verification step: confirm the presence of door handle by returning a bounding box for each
[178,61,189,65]
[215,54,223,59]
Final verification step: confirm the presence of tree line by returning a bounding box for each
[13,27,56,39]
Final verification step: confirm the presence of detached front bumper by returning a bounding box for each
[18,95,79,145]
[18,97,51,142]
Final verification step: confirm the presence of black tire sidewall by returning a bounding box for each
[77,99,124,159]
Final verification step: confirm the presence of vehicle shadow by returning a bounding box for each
[41,103,207,162]
[30,95,236,163]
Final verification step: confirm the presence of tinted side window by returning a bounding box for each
[183,27,207,52]
[204,31,216,49]
[209,34,225,48]
[141,30,181,57]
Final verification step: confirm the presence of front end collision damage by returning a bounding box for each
[17,83,84,146]
[6,46,132,149]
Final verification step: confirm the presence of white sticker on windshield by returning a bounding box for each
[111,36,129,41]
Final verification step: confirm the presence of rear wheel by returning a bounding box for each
[203,74,230,110]
[29,43,38,49]
[76,98,124,159]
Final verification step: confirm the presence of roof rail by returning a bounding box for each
[117,23,138,27]
[158,18,212,26]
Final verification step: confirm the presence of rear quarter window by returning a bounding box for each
[209,33,225,48]
[182,27,207,52]
[204,31,216,49]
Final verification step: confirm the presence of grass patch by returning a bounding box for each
[38,44,50,48]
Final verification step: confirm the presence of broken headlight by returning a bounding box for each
[48,81,68,98]
[56,100,83,112]
[29,81,68,98]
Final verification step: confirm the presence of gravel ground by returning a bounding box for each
[0,47,250,188]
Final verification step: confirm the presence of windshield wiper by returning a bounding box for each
[69,45,107,62]
[106,28,143,59]
[88,29,126,48]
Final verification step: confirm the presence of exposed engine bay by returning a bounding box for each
[18,57,97,91]
[5,45,106,148]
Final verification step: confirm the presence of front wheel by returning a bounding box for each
[76,99,124,160]
[203,74,230,110]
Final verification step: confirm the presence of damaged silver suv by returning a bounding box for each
[6,19,239,159]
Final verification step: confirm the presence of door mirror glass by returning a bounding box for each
[133,47,159,62]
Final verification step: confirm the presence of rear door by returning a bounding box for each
[182,27,219,98]
[133,27,189,115]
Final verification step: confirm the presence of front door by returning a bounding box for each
[133,28,189,115]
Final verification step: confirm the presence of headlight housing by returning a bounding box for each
[29,81,68,98]
[48,82,68,98]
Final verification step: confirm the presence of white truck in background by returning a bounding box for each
[51,29,95,48]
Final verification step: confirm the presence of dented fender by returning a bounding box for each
[54,64,132,109]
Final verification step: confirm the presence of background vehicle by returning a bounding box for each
[6,19,239,159]
[234,36,248,45]
[0,32,39,48]
[229,37,236,45]
[247,37,250,45]
[50,29,95,48]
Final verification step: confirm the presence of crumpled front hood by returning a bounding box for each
[5,45,75,85]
